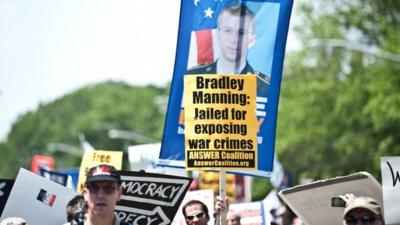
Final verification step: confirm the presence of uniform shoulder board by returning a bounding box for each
[189,62,212,70]
[255,70,270,85]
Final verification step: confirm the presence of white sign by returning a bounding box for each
[380,157,400,225]
[278,172,383,225]
[230,202,264,225]
[0,168,77,225]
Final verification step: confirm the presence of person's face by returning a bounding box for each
[227,212,240,225]
[83,181,121,218]
[217,11,255,63]
[343,208,383,225]
[184,203,209,225]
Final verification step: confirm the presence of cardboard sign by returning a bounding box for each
[115,170,192,225]
[0,168,77,225]
[278,172,383,225]
[0,179,14,216]
[380,157,400,225]
[184,75,257,170]
[77,150,123,192]
[229,202,265,225]
[171,189,215,225]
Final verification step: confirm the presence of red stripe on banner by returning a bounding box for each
[195,30,214,65]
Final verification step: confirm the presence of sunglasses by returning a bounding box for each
[85,184,117,194]
[345,215,376,225]
[186,212,205,221]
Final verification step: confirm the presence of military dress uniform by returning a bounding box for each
[186,60,270,97]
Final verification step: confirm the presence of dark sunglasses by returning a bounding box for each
[86,184,117,194]
[345,215,376,225]
[186,212,205,221]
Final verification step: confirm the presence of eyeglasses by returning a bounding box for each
[345,215,377,225]
[186,212,205,221]
[85,184,117,195]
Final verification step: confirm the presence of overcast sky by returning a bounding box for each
[0,0,299,141]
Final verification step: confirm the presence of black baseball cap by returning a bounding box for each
[85,164,121,184]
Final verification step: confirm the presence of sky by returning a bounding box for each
[0,0,299,141]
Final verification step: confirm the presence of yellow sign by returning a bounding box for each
[77,150,123,192]
[198,171,236,202]
[184,74,257,170]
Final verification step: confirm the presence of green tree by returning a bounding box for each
[2,81,167,178]
[276,0,400,181]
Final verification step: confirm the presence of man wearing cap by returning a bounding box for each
[0,217,28,225]
[82,164,130,225]
[342,195,385,225]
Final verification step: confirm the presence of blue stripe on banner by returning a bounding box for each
[159,0,294,177]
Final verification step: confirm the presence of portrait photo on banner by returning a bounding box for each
[179,0,280,131]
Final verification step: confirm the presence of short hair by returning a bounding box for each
[66,194,87,222]
[227,210,241,224]
[182,200,210,219]
[217,3,256,33]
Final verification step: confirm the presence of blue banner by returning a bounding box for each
[159,0,293,177]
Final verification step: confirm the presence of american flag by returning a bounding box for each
[188,0,238,68]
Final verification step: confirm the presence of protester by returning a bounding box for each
[338,194,385,225]
[226,211,241,225]
[64,194,87,225]
[80,164,131,225]
[0,217,28,225]
[271,204,301,225]
[182,200,210,225]
[182,196,229,225]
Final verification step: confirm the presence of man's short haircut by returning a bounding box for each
[217,3,256,33]
[182,200,210,219]
[66,194,87,222]
[228,210,241,223]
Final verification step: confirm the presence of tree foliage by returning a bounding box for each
[1,81,167,178]
[276,0,400,181]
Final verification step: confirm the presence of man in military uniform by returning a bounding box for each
[186,3,270,97]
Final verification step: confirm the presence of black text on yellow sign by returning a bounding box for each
[184,74,257,170]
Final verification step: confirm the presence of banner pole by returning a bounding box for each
[218,170,227,225]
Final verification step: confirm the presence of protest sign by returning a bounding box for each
[278,172,383,225]
[0,179,14,216]
[39,167,69,186]
[380,157,400,225]
[184,74,257,170]
[159,0,294,177]
[0,168,77,225]
[77,150,123,192]
[30,155,55,173]
[171,189,214,225]
[230,201,265,225]
[115,170,192,225]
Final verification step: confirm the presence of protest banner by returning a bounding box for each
[171,189,215,225]
[230,201,266,225]
[77,150,123,192]
[0,179,14,216]
[380,157,400,225]
[159,0,294,177]
[184,74,257,170]
[115,170,192,225]
[0,168,77,225]
[278,172,383,225]
[30,155,55,173]
[39,167,69,186]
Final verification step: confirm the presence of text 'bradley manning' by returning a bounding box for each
[196,76,244,91]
